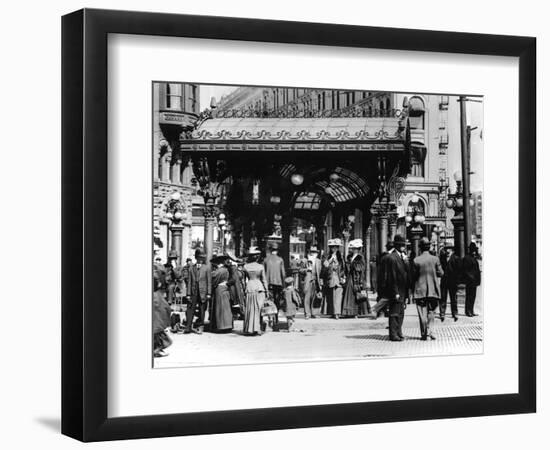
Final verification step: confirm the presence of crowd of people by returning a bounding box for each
[152,235,481,356]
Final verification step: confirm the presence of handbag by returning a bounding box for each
[312,291,323,309]
[356,289,368,302]
[261,299,278,317]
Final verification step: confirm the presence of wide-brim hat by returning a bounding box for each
[246,246,261,255]
[393,234,407,247]
[167,249,178,259]
[309,246,319,253]
[327,238,343,247]
[348,239,363,249]
[284,276,294,285]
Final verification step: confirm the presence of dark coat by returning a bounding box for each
[462,254,481,287]
[413,251,443,299]
[440,252,463,286]
[188,263,212,303]
[152,290,171,334]
[379,250,409,301]
[264,253,286,287]
[153,263,167,289]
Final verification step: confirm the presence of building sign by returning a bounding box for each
[159,111,198,128]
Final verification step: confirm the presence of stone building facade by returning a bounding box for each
[153,82,202,263]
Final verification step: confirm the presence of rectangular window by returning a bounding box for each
[166,83,182,110]
[190,85,198,112]
[409,114,425,130]
[411,161,425,177]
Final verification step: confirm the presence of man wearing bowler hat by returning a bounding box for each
[303,246,323,319]
[379,234,409,341]
[439,243,462,321]
[263,242,286,313]
[185,248,211,334]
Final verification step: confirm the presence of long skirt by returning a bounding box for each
[243,290,264,334]
[326,286,343,316]
[341,280,358,316]
[211,285,233,332]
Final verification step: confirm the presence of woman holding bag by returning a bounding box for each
[342,239,370,317]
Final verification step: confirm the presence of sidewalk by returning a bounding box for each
[155,296,483,368]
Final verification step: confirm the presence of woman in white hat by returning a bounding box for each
[242,246,267,335]
[323,238,345,319]
[342,239,370,317]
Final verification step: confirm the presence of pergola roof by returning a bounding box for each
[191,117,403,141]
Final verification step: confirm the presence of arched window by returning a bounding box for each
[408,96,425,130]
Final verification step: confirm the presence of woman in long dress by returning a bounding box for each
[209,255,234,333]
[323,238,345,319]
[242,247,267,335]
[342,239,369,317]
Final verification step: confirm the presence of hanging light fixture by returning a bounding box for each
[290,173,304,186]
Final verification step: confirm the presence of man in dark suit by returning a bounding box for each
[413,237,444,340]
[463,243,481,317]
[263,242,286,312]
[164,250,179,304]
[379,235,409,341]
[439,244,462,321]
[185,248,211,334]
[370,241,393,319]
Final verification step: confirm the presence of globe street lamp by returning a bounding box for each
[406,193,425,256]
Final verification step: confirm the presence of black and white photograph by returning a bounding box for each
[152,83,484,367]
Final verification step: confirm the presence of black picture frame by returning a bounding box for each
[62,8,536,442]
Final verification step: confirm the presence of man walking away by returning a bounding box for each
[413,237,444,340]
[263,242,286,313]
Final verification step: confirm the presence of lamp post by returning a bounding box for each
[433,224,444,254]
[446,171,474,257]
[165,191,188,265]
[405,193,425,256]
[218,213,227,253]
[342,214,355,258]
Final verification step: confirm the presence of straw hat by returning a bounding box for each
[348,239,363,249]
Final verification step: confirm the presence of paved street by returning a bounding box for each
[155,290,483,368]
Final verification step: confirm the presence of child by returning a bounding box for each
[282,276,301,331]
